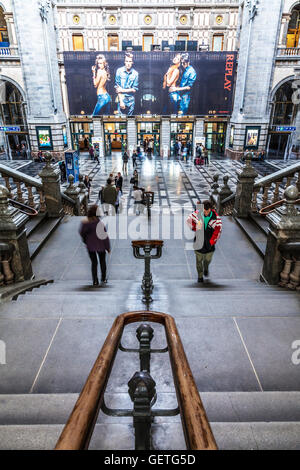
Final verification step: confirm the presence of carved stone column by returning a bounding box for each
[0,185,33,282]
[39,152,63,218]
[233,153,258,218]
[64,174,81,216]
[262,186,300,285]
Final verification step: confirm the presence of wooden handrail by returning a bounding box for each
[131,240,164,248]
[55,311,217,451]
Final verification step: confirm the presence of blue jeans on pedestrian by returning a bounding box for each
[93,93,112,116]
[179,93,191,115]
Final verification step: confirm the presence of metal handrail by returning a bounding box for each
[54,310,217,451]
[259,198,300,216]
[8,198,38,216]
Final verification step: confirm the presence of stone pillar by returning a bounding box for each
[64,174,81,215]
[262,186,300,285]
[0,185,33,282]
[233,153,258,218]
[127,118,137,154]
[39,153,63,218]
[161,118,170,157]
[92,118,105,158]
[194,118,205,155]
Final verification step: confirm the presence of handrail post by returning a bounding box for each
[64,174,81,215]
[132,241,163,304]
[136,324,154,372]
[233,152,258,218]
[39,152,63,218]
[0,185,33,281]
[128,371,156,450]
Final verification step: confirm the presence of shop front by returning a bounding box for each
[205,121,227,155]
[103,121,127,156]
[137,121,160,156]
[70,120,93,153]
[170,121,193,156]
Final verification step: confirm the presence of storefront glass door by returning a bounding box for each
[205,122,226,155]
[71,121,93,154]
[170,122,193,156]
[137,122,160,156]
[104,122,127,156]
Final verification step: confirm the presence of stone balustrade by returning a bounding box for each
[0,156,89,218]
[0,163,46,213]
[251,163,300,213]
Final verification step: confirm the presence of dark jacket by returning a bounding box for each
[116,176,123,190]
[103,184,117,205]
[79,218,110,253]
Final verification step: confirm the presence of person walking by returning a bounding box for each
[79,204,111,286]
[132,185,144,215]
[187,200,222,283]
[115,187,122,214]
[102,178,117,215]
[89,145,95,161]
[132,150,137,168]
[132,169,139,186]
[84,175,92,201]
[203,146,209,166]
[122,150,129,175]
[115,172,123,193]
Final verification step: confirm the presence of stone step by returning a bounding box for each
[27,217,62,260]
[234,217,267,258]
[22,279,288,294]
[249,213,269,237]
[25,214,48,238]
[1,392,300,425]
[0,421,300,450]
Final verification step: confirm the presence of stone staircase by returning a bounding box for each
[1,275,300,450]
[0,392,300,450]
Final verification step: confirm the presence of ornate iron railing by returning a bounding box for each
[54,311,217,451]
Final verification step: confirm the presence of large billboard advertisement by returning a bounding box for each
[64,51,237,117]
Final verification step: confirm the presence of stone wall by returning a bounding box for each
[11,0,67,158]
[227,0,283,157]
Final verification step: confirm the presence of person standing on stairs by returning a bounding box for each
[79,204,111,286]
[187,200,222,283]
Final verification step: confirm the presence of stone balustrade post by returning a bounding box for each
[262,186,300,285]
[39,152,63,218]
[233,153,258,218]
[78,174,89,215]
[64,174,81,215]
[0,185,33,282]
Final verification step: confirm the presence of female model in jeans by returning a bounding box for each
[79,205,111,286]
[163,53,182,114]
[92,54,112,116]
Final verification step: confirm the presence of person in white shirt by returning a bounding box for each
[132,185,144,215]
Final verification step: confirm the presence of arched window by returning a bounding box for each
[0,80,25,126]
[287,5,300,48]
[271,80,297,126]
[0,7,9,46]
